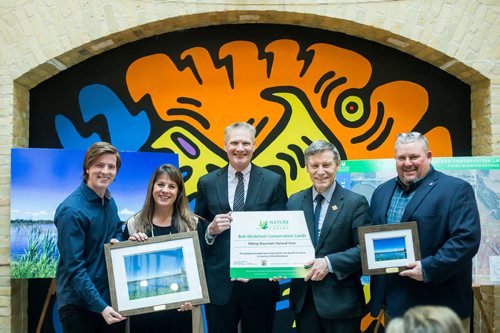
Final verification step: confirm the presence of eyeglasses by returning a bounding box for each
[397,132,422,139]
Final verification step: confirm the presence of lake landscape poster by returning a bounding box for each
[10,148,178,278]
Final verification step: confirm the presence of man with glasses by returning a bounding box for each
[369,132,481,331]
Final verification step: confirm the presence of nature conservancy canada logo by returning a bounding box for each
[258,219,289,231]
[258,221,269,230]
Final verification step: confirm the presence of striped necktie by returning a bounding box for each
[233,172,245,211]
[313,194,324,245]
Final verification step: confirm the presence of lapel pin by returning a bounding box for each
[332,205,338,211]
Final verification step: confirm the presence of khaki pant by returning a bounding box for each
[192,306,205,333]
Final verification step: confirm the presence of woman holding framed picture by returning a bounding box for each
[123,164,201,333]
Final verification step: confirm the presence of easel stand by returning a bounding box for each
[37,278,56,333]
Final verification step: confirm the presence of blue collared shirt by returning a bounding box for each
[387,166,434,224]
[55,182,122,313]
[386,167,434,281]
[387,185,415,224]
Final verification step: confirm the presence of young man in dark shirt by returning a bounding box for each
[55,142,126,333]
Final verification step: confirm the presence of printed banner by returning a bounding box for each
[230,211,315,278]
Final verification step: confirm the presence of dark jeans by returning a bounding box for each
[59,304,125,333]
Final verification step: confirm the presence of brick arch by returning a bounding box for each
[8,9,494,332]
[14,11,490,154]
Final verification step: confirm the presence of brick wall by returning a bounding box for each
[1,1,499,332]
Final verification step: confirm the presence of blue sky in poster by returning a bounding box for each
[373,236,406,253]
[124,247,184,281]
[10,148,178,221]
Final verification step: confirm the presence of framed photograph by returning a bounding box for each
[358,221,421,275]
[104,231,209,316]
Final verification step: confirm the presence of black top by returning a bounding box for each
[122,216,178,239]
[151,224,172,236]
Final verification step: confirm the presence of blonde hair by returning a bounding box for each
[128,164,196,234]
[224,122,256,143]
[386,306,465,333]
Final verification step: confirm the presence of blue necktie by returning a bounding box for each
[313,194,324,245]
[233,172,245,211]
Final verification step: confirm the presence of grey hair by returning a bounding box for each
[304,140,340,164]
[386,318,405,333]
[395,132,429,153]
[398,305,465,333]
[224,122,256,143]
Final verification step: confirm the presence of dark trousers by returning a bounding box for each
[295,287,361,333]
[205,282,276,333]
[59,304,125,333]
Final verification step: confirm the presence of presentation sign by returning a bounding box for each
[230,211,315,279]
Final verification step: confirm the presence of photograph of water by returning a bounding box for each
[373,236,407,262]
[124,247,189,300]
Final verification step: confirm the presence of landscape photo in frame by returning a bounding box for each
[105,232,209,316]
[358,221,421,275]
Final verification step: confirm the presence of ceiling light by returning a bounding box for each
[387,37,409,48]
[47,59,67,71]
[91,39,114,51]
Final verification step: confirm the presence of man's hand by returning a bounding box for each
[399,261,424,281]
[129,232,148,242]
[304,258,329,282]
[178,302,193,312]
[208,212,232,236]
[101,306,126,324]
[109,238,120,245]
[231,278,250,283]
[269,276,287,282]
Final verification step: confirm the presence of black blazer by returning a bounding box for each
[195,164,287,305]
[287,182,371,319]
[369,169,481,318]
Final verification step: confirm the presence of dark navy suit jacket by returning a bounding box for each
[369,168,481,319]
[194,164,287,305]
[287,182,371,319]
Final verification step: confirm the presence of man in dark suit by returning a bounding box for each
[369,132,481,331]
[195,122,287,333]
[287,140,371,333]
